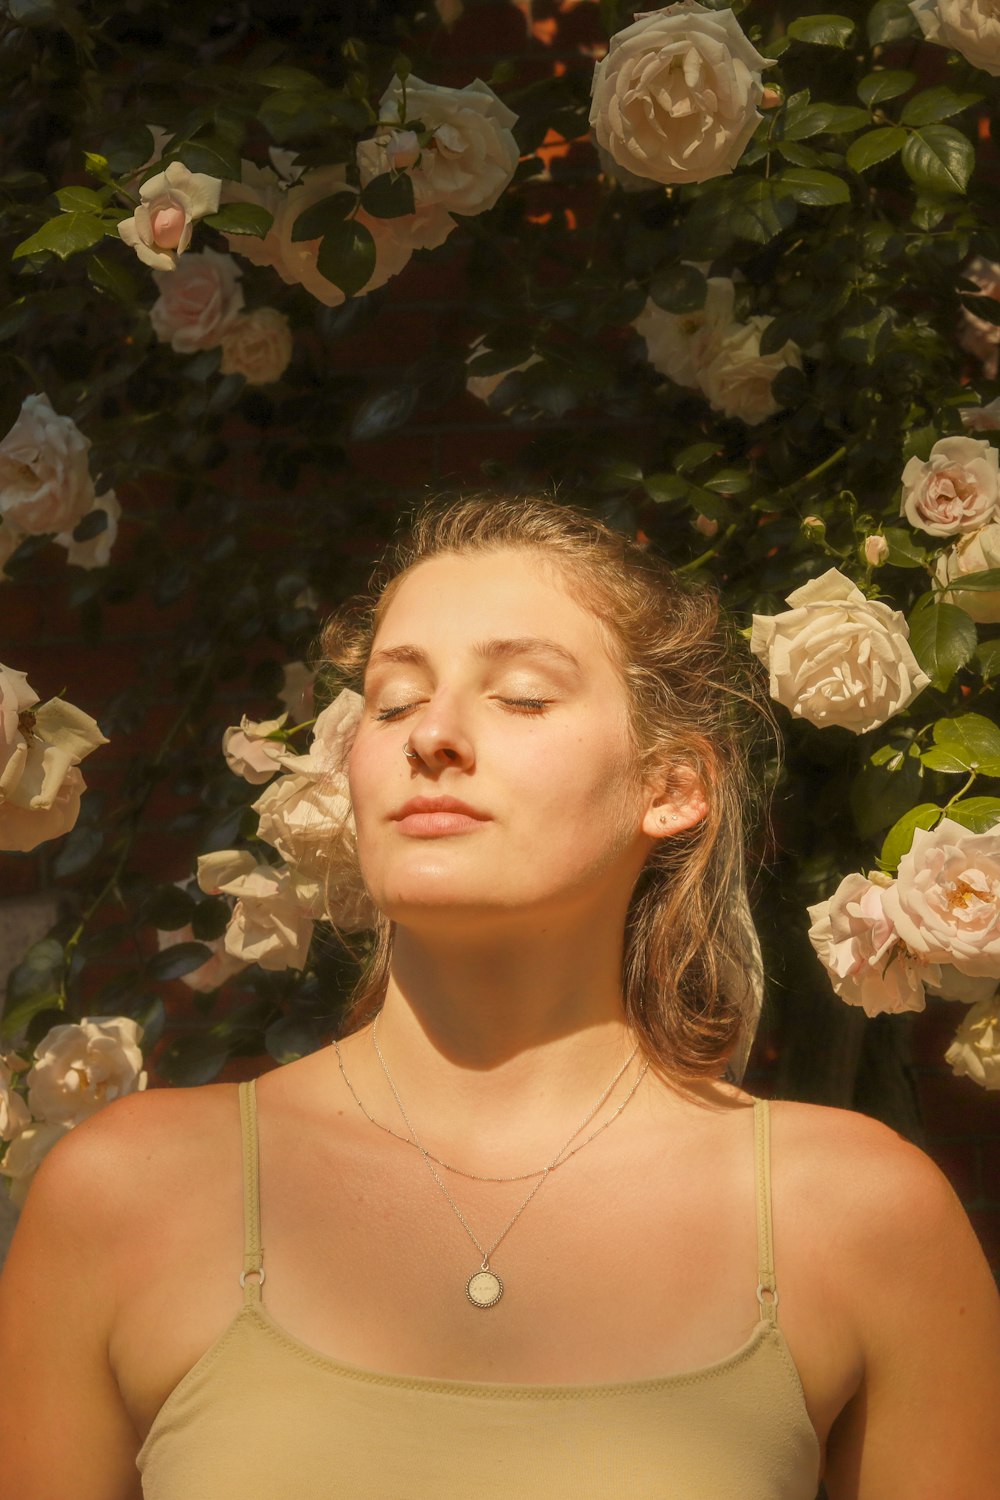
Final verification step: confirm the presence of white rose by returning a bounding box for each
[909,0,1000,75]
[881,817,1000,977]
[749,567,932,734]
[807,872,931,1017]
[0,1118,73,1208]
[0,661,38,800]
[0,689,108,852]
[197,851,319,970]
[934,521,1000,622]
[0,393,95,536]
[276,689,364,778]
[699,316,802,425]
[0,1055,31,1141]
[117,159,223,271]
[900,436,1000,536]
[149,246,245,353]
[945,992,1000,1089]
[957,255,1000,376]
[53,490,120,570]
[219,307,294,385]
[26,1017,147,1126]
[278,661,317,723]
[633,275,737,389]
[589,2,775,186]
[252,769,355,880]
[222,711,290,784]
[359,75,519,216]
[960,396,1000,431]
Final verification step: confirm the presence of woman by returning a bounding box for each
[1,495,998,1500]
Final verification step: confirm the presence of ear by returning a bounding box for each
[641,762,708,840]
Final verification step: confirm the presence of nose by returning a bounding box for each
[402,692,475,771]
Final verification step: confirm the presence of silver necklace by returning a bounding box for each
[359,1011,649,1310]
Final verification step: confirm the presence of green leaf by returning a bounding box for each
[787,13,855,46]
[704,468,751,494]
[316,218,376,297]
[190,898,231,942]
[290,191,356,242]
[907,600,978,691]
[254,65,326,90]
[975,639,1000,681]
[144,884,198,931]
[643,473,688,503]
[676,441,720,474]
[0,992,63,1042]
[775,141,823,167]
[51,826,103,878]
[959,295,1000,327]
[12,212,105,260]
[814,105,872,135]
[264,1015,324,1064]
[881,526,928,568]
[155,1033,229,1086]
[728,177,797,243]
[867,0,919,44]
[901,125,974,195]
[774,167,850,206]
[933,712,1000,763]
[5,938,64,1006]
[359,170,416,219]
[938,566,1000,590]
[941,796,1000,832]
[87,253,138,302]
[901,86,983,127]
[161,136,242,181]
[201,202,274,238]
[349,383,418,442]
[55,185,107,213]
[879,803,942,873]
[857,70,916,107]
[146,941,214,982]
[846,127,907,173]
[649,263,707,315]
[850,752,924,838]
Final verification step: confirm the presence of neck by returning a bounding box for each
[341,914,663,1168]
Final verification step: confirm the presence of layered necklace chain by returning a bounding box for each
[333,1013,650,1308]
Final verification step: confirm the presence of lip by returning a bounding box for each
[391,795,491,821]
[390,795,492,838]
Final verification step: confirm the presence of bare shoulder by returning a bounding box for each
[765,1096,1000,1499]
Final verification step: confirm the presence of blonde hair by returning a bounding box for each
[314,493,782,1089]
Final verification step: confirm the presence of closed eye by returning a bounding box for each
[373,697,552,721]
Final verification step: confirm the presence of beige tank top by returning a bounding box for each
[136,1081,822,1498]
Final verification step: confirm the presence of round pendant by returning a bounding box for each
[467,1268,503,1308]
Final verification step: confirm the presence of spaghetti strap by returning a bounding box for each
[237,1079,265,1305]
[752,1097,779,1324]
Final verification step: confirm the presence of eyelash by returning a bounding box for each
[373,697,552,722]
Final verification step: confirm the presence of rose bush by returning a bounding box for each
[117,160,223,270]
[901,437,1000,536]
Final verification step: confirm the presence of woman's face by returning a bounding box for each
[347,547,657,929]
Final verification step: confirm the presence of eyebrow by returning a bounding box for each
[365,637,584,677]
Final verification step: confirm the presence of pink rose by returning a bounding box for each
[0,394,95,536]
[219,307,294,385]
[807,872,930,1017]
[149,247,245,353]
[881,817,1000,978]
[117,160,222,272]
[957,256,1000,377]
[900,436,1000,537]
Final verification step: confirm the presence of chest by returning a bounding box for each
[109,1103,859,1469]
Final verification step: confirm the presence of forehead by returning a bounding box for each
[370,548,619,671]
